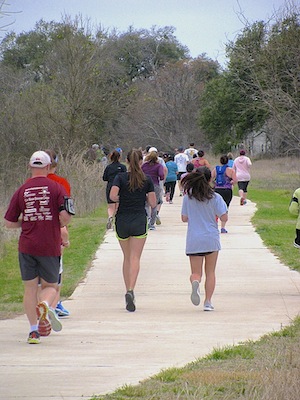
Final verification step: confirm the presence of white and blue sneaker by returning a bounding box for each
[55,301,70,317]
[203,301,214,311]
[48,307,63,331]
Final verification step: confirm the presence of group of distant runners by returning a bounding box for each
[102,144,252,314]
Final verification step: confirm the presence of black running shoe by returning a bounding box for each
[125,291,136,312]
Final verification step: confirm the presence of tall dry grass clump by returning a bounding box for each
[1,149,105,217]
[55,149,105,216]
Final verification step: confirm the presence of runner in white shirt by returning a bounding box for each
[184,143,198,161]
[174,147,189,196]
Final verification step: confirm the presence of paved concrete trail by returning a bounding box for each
[0,195,299,399]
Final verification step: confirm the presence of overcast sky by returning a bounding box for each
[1,0,290,66]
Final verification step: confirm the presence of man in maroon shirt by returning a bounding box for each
[4,151,72,344]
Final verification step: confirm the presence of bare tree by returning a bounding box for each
[0,0,21,36]
[114,57,219,151]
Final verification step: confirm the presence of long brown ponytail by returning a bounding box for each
[127,149,146,191]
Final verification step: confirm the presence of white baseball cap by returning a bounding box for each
[29,151,51,168]
[149,147,158,153]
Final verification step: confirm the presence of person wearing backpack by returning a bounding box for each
[211,155,236,233]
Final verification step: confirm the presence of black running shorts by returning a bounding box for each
[238,181,250,192]
[186,252,214,256]
[115,213,148,240]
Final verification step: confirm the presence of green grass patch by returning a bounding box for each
[60,206,107,298]
[205,343,255,361]
[0,239,24,317]
[250,188,299,271]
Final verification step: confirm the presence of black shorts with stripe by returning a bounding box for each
[115,212,148,240]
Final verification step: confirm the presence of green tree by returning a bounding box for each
[223,3,300,155]
[0,20,65,78]
[199,73,237,153]
[102,25,189,81]
[255,12,300,154]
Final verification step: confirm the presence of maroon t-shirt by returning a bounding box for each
[4,176,67,256]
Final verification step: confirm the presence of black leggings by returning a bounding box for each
[214,188,233,207]
[165,181,176,201]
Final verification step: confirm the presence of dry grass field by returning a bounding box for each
[250,156,300,191]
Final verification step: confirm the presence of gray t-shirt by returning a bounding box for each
[181,193,227,254]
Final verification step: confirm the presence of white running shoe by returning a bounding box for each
[190,281,200,306]
[48,307,62,331]
[203,302,214,311]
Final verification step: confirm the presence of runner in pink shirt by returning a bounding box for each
[233,149,252,205]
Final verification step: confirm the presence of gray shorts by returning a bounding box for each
[19,252,60,283]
